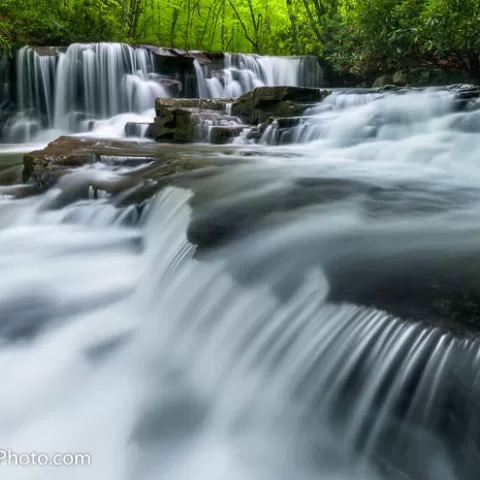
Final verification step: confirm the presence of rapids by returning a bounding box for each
[1,80,480,480]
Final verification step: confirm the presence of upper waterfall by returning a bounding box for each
[194,53,323,98]
[2,44,169,142]
[0,44,324,143]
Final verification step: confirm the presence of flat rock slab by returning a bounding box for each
[154,97,234,116]
[23,136,227,192]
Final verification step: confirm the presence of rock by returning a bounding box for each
[157,76,182,96]
[209,126,244,144]
[154,97,240,143]
[451,86,480,112]
[125,122,154,139]
[245,127,264,141]
[373,69,476,88]
[154,97,233,116]
[23,136,228,193]
[230,86,330,125]
[30,46,64,57]
[187,173,376,249]
[154,107,197,143]
[23,136,98,189]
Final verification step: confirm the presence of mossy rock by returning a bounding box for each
[23,136,225,192]
[373,68,477,88]
[209,126,244,144]
[154,97,233,116]
[231,86,331,125]
[154,108,197,143]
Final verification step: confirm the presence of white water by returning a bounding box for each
[2,46,324,144]
[194,53,323,98]
[0,87,480,479]
[2,44,169,143]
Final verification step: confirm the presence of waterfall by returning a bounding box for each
[53,43,168,131]
[196,53,323,99]
[1,44,170,142]
[261,89,455,145]
[0,44,324,143]
[1,86,480,479]
[2,47,57,143]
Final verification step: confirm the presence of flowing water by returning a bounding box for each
[1,45,323,143]
[2,44,169,143]
[194,53,322,98]
[0,63,480,479]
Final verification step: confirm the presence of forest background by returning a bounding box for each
[1,0,479,77]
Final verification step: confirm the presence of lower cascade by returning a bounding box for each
[1,75,480,480]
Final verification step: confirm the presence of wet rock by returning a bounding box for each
[230,86,330,125]
[23,136,226,193]
[209,126,244,144]
[154,107,197,143]
[158,76,182,96]
[187,173,376,249]
[125,122,154,139]
[244,127,264,141]
[154,97,239,143]
[452,87,480,112]
[154,97,233,116]
[30,46,64,57]
[23,136,97,189]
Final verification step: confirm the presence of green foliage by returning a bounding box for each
[1,0,480,79]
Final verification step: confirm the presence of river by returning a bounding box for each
[0,46,480,480]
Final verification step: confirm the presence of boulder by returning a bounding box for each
[230,86,330,125]
[154,97,239,143]
[154,107,197,143]
[209,126,244,144]
[372,75,394,88]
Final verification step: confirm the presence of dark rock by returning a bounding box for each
[125,122,154,139]
[373,69,476,88]
[230,86,330,125]
[154,107,197,143]
[209,126,244,144]
[154,97,239,143]
[187,173,375,249]
[245,127,263,141]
